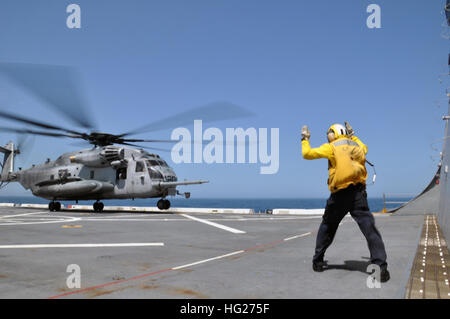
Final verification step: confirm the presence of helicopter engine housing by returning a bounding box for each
[69,146,125,168]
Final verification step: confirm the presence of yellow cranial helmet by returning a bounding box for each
[327,123,348,142]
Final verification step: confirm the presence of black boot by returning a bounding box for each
[380,268,390,283]
[312,261,327,272]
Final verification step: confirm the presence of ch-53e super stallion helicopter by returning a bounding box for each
[0,63,251,212]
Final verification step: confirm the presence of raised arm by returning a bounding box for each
[302,140,333,160]
[301,125,333,160]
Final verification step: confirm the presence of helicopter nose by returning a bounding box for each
[164,173,178,182]
[162,168,177,182]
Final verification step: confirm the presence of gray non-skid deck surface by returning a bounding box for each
[0,207,423,299]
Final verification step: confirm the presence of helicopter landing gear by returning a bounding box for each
[93,201,104,212]
[48,201,61,212]
[157,199,171,210]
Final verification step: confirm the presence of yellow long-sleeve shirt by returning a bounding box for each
[302,136,368,192]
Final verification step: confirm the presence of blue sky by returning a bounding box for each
[0,0,448,198]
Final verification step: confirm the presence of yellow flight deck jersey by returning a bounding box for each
[302,136,368,193]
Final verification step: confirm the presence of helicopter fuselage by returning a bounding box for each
[14,145,179,201]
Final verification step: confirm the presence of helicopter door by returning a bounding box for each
[130,160,149,196]
[115,164,130,195]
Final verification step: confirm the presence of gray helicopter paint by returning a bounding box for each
[1,144,198,201]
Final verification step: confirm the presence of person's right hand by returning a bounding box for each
[301,125,311,141]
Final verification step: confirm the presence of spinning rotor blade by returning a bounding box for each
[0,110,85,136]
[118,142,172,153]
[0,126,81,138]
[15,133,35,159]
[119,138,177,143]
[0,63,96,130]
[121,101,255,137]
[0,63,255,149]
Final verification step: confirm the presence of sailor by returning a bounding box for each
[301,122,390,282]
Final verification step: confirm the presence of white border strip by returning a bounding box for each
[272,209,324,215]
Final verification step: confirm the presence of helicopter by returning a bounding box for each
[0,63,252,212]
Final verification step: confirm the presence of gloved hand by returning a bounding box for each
[301,125,311,141]
[344,121,354,138]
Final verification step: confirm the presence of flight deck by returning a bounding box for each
[0,205,443,299]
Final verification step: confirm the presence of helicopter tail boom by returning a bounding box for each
[0,142,16,182]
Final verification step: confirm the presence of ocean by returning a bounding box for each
[0,196,412,213]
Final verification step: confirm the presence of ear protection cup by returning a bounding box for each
[327,132,335,142]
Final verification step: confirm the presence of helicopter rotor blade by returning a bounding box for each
[119,138,178,143]
[0,63,96,130]
[117,142,172,153]
[0,64,255,149]
[15,133,36,160]
[0,126,83,139]
[0,110,86,136]
[120,101,255,137]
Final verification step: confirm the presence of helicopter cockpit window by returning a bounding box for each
[158,160,168,167]
[146,160,159,167]
[151,160,159,166]
[148,167,163,180]
[145,159,168,167]
[135,161,145,173]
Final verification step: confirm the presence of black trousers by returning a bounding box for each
[313,183,388,270]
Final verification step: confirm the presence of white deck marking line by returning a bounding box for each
[181,214,246,234]
[48,230,314,299]
[0,211,48,219]
[284,232,312,241]
[0,243,164,249]
[173,230,314,270]
[0,211,81,226]
[172,250,245,270]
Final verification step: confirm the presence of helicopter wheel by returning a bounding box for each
[93,201,104,212]
[157,199,170,210]
[48,201,61,212]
